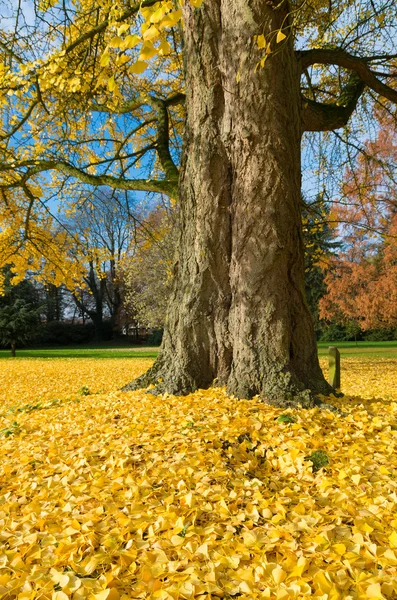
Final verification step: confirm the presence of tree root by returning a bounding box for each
[120,362,162,392]
[121,363,346,415]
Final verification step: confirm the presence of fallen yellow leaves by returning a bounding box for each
[0,357,396,599]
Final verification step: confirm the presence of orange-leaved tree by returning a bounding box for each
[321,107,397,332]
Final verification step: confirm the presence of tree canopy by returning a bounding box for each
[0,0,396,291]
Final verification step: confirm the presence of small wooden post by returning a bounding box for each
[328,346,340,390]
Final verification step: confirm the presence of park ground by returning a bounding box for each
[0,344,397,599]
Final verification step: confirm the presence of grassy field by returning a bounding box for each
[0,346,159,360]
[317,340,397,358]
[1,340,397,360]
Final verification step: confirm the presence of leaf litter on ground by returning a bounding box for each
[0,357,396,599]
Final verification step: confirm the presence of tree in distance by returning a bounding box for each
[0,0,396,405]
[0,275,41,356]
[119,204,176,330]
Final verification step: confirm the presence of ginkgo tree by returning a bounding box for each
[0,0,397,405]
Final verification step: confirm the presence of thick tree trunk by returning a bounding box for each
[123,0,333,405]
[11,343,16,357]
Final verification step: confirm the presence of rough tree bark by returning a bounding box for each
[123,0,333,406]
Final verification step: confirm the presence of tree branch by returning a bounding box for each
[91,93,184,182]
[63,0,159,56]
[150,97,180,181]
[0,99,39,141]
[301,73,365,132]
[0,159,178,197]
[297,48,397,104]
[91,92,185,115]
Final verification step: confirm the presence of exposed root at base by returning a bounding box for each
[263,393,347,416]
[120,365,162,392]
[121,366,346,415]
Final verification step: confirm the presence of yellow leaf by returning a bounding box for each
[271,565,286,585]
[313,570,333,593]
[139,42,157,60]
[256,34,266,49]
[190,0,203,7]
[100,53,110,67]
[266,42,272,55]
[116,55,131,66]
[107,76,116,92]
[83,555,103,575]
[108,36,123,49]
[65,575,81,593]
[389,530,397,548]
[52,593,69,600]
[123,34,141,49]
[117,23,130,36]
[160,9,182,28]
[352,474,361,485]
[129,61,147,74]
[181,491,194,507]
[158,39,171,56]
[379,466,390,475]
[93,591,110,600]
[243,531,257,547]
[366,583,385,598]
[332,543,346,555]
[276,30,286,43]
[288,556,307,578]
[239,581,252,594]
[150,6,168,24]
[143,26,160,41]
[383,549,397,565]
[195,543,209,558]
[170,535,185,546]
[64,526,80,535]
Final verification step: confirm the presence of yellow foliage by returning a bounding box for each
[0,356,397,597]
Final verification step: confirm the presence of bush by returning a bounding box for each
[320,321,363,342]
[34,322,96,345]
[147,329,163,346]
[97,320,114,342]
[321,323,397,342]
[364,328,395,342]
[320,323,349,342]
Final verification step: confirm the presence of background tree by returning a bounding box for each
[119,202,176,330]
[0,0,397,405]
[0,271,42,356]
[320,106,397,337]
[43,283,64,324]
[64,190,138,340]
[303,193,339,338]
[320,217,397,333]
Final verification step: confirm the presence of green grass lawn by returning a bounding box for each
[317,340,397,358]
[1,340,397,360]
[0,346,159,359]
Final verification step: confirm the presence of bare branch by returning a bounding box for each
[301,73,365,132]
[297,48,397,104]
